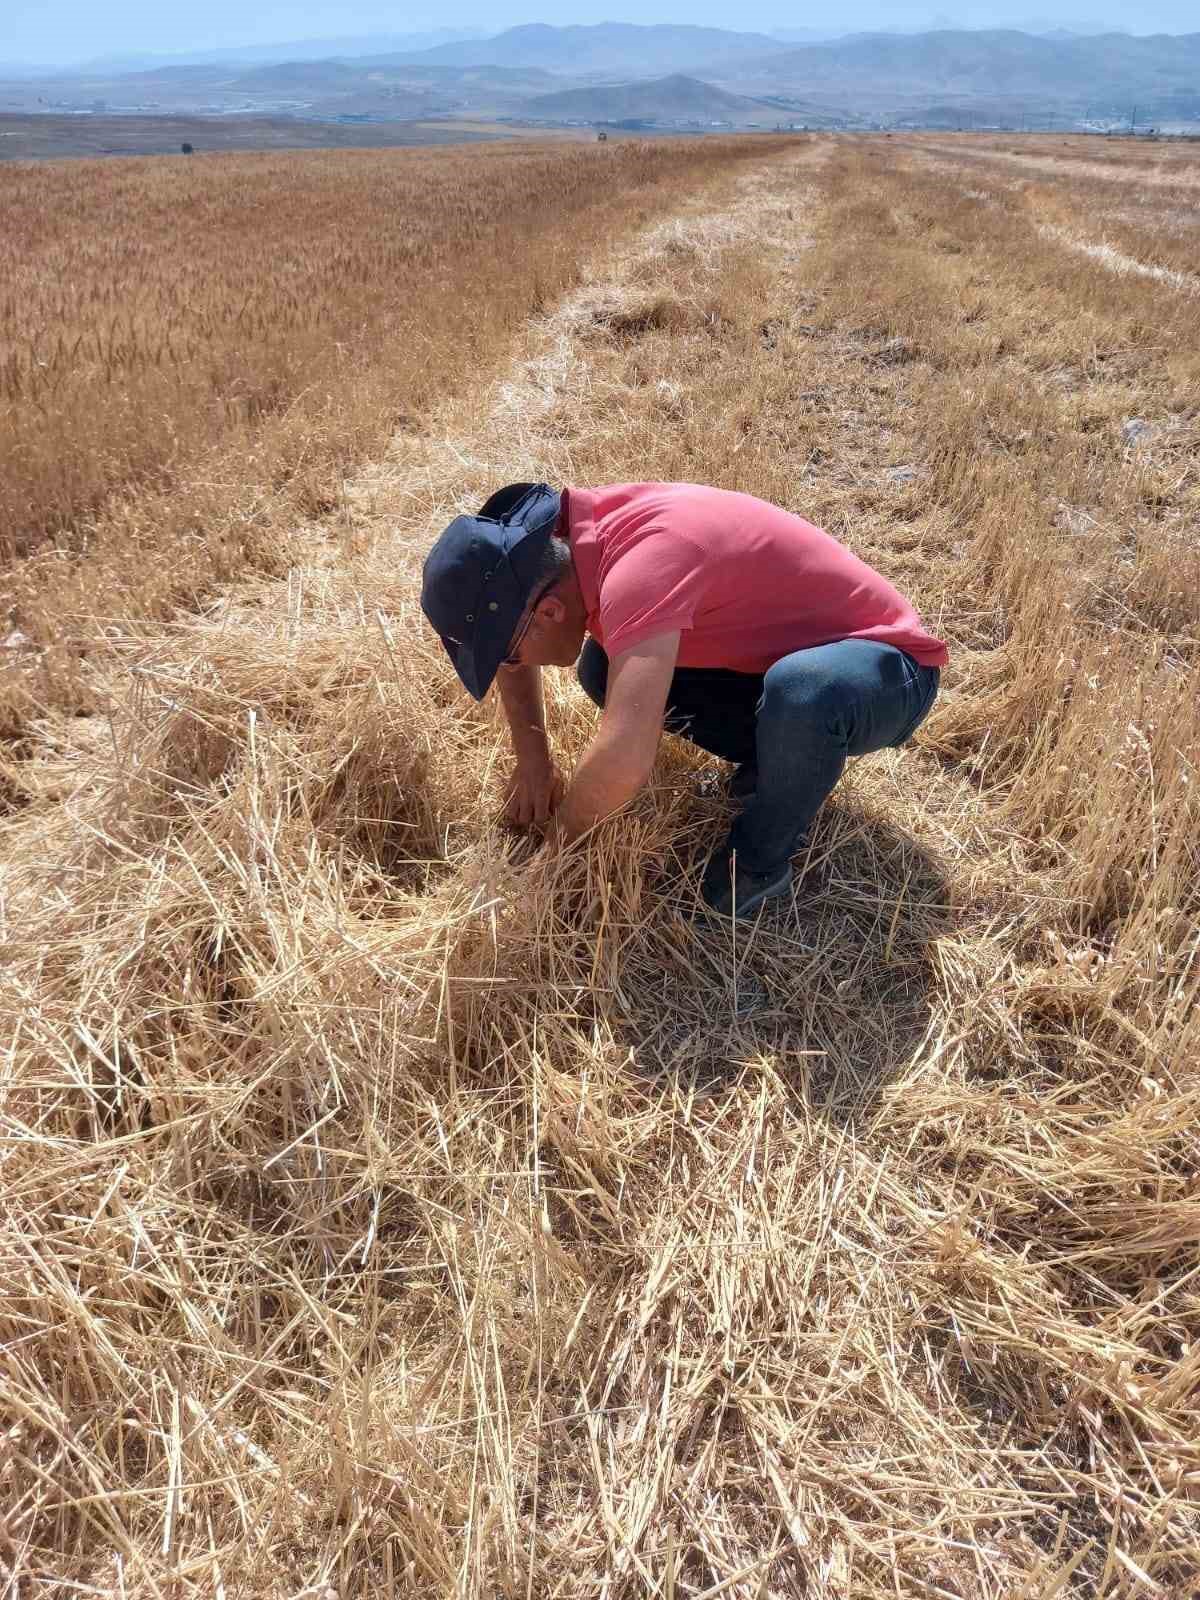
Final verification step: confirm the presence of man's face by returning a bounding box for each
[508,588,587,669]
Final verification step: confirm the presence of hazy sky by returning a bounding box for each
[3,2,1196,66]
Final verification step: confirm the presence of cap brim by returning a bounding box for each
[439,626,507,703]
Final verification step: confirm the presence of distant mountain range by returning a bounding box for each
[66,32,489,74]
[1,17,1146,76]
[0,16,1169,77]
[720,28,1200,117]
[384,23,789,75]
[3,23,1198,132]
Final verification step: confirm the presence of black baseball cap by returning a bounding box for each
[420,483,562,700]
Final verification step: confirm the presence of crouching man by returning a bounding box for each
[420,481,947,918]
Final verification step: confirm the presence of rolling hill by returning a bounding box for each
[523,72,770,124]
[222,59,557,115]
[232,60,371,91]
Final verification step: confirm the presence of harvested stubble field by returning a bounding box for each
[1,132,1198,1598]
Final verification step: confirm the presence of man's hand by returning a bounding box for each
[503,754,565,829]
[496,664,560,828]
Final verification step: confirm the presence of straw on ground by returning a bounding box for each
[1,133,1198,1599]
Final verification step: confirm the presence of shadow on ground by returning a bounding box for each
[605,799,953,1121]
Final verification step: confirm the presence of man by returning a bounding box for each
[420,481,946,918]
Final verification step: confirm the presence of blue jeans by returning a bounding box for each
[576,637,940,874]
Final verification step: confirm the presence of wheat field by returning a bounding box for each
[1,133,1198,1598]
[0,136,774,739]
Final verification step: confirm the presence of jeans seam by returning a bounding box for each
[893,667,938,746]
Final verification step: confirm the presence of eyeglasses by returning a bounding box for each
[502,583,552,667]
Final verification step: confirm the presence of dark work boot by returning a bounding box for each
[700,843,793,920]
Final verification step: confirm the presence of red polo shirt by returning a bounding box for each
[563,482,948,671]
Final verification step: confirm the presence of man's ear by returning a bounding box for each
[537,593,567,625]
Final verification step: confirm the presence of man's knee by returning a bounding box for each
[761,649,851,732]
[762,641,929,753]
[576,639,609,708]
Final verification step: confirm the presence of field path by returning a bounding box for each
[335,141,831,580]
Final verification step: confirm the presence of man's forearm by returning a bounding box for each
[496,664,551,766]
[555,728,652,842]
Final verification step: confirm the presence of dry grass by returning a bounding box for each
[1,134,1199,1598]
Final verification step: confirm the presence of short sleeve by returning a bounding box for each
[596,532,706,658]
